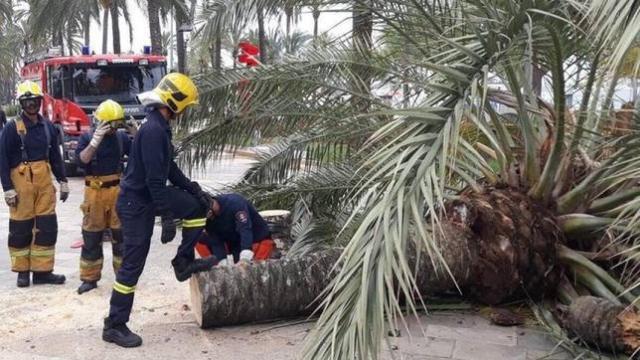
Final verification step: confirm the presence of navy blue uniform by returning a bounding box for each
[0,113,66,191]
[75,130,131,176]
[108,108,207,326]
[204,193,270,262]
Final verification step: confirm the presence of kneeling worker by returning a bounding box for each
[102,73,216,348]
[198,193,274,265]
[75,100,133,294]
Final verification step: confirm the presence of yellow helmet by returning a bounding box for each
[94,99,125,123]
[136,72,199,114]
[16,80,43,100]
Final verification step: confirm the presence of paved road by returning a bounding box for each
[0,154,573,359]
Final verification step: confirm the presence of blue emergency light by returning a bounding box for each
[81,46,90,55]
[143,46,151,55]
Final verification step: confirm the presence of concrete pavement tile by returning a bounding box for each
[387,336,455,358]
[452,341,527,360]
[426,324,517,346]
[526,349,574,360]
[516,329,562,351]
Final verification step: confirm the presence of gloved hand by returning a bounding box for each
[59,182,69,202]
[189,181,212,211]
[124,117,138,136]
[4,189,18,207]
[161,215,177,244]
[239,249,254,263]
[89,122,111,148]
[217,259,229,267]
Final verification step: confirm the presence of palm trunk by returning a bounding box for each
[214,30,222,70]
[191,188,561,327]
[176,19,185,72]
[148,0,162,55]
[257,8,266,64]
[312,7,319,42]
[351,1,373,112]
[561,296,640,355]
[83,14,91,47]
[285,6,293,53]
[102,7,109,53]
[110,1,121,54]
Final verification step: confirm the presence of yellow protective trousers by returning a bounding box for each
[79,174,123,282]
[8,161,58,273]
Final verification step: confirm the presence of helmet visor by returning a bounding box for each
[20,98,41,112]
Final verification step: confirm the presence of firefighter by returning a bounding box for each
[0,80,69,287]
[75,100,133,294]
[102,73,216,348]
[197,193,274,265]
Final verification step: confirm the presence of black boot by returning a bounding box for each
[16,272,30,288]
[77,281,98,294]
[172,256,217,282]
[102,318,142,348]
[32,271,66,285]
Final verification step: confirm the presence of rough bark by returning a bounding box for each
[110,2,121,54]
[102,6,109,54]
[191,188,562,328]
[148,0,162,55]
[561,296,640,355]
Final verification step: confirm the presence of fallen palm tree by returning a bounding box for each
[182,0,640,358]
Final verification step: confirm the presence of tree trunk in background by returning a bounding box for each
[351,1,373,112]
[532,65,544,97]
[257,8,266,64]
[148,0,162,55]
[176,20,185,72]
[190,188,561,328]
[102,7,109,53]
[110,2,121,54]
[285,6,293,53]
[214,30,222,70]
[313,6,319,42]
[83,14,91,47]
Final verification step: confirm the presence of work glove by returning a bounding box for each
[124,117,138,136]
[189,181,213,212]
[59,182,69,202]
[4,189,18,207]
[161,215,177,244]
[217,259,229,267]
[239,249,254,263]
[89,122,111,148]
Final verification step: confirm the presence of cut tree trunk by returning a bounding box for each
[561,296,640,355]
[191,188,561,327]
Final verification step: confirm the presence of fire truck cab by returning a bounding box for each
[20,48,167,175]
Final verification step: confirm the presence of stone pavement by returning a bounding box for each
[0,154,573,359]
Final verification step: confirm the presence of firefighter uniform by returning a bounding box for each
[103,73,213,348]
[75,122,131,287]
[199,193,274,263]
[0,91,67,286]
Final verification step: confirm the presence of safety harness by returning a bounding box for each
[14,117,52,164]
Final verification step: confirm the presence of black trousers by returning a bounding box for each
[107,186,207,325]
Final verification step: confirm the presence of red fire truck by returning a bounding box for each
[20,48,167,175]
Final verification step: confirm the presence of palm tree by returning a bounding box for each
[135,0,188,56]
[182,0,640,358]
[26,0,100,55]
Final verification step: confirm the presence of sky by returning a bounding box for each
[87,1,351,68]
